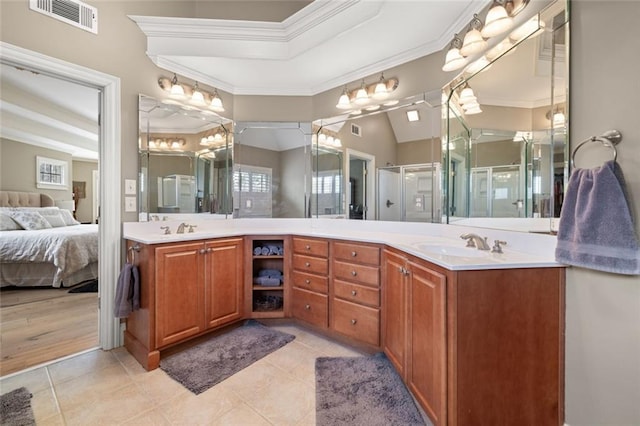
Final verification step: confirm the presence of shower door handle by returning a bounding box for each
[386,199,395,208]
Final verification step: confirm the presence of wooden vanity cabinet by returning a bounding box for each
[330,241,382,346]
[291,236,329,328]
[124,238,244,370]
[382,247,565,426]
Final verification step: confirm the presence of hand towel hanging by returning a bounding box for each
[555,160,639,275]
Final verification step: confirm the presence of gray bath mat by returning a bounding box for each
[315,353,426,426]
[160,320,295,394]
[0,387,35,426]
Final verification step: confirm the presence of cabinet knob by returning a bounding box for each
[351,290,357,296]
[305,279,311,284]
[351,251,357,257]
[206,247,212,253]
[305,245,311,250]
[305,262,311,267]
[305,304,311,310]
[351,319,357,325]
[351,270,357,276]
[398,266,404,273]
[199,248,206,254]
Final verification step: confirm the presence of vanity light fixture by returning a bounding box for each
[460,14,487,57]
[481,0,515,38]
[546,108,566,128]
[158,75,225,113]
[169,73,185,100]
[365,104,381,111]
[406,110,420,122]
[486,38,514,60]
[442,33,467,72]
[465,55,491,75]
[190,82,206,106]
[334,74,399,109]
[458,84,477,105]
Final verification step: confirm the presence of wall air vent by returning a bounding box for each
[351,123,362,137]
[30,0,98,34]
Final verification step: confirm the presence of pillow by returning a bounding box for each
[0,213,22,231]
[8,210,52,230]
[42,211,67,228]
[58,208,81,226]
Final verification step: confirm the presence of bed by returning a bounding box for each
[0,191,99,288]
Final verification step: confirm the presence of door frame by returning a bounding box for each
[345,148,375,220]
[1,42,122,350]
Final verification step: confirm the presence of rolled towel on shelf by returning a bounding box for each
[253,247,262,256]
[267,245,281,255]
[258,269,283,278]
[253,276,282,287]
[555,160,640,275]
[261,247,270,256]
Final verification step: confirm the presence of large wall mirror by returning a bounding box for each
[443,0,569,233]
[232,122,312,218]
[138,95,233,220]
[312,91,443,221]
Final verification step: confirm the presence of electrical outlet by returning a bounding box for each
[125,179,136,195]
[125,197,136,212]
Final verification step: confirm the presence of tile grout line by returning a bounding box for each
[44,365,64,423]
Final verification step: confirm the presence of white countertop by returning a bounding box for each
[123,218,563,271]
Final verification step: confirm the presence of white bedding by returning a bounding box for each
[0,224,99,287]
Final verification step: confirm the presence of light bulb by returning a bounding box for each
[442,47,466,72]
[191,82,206,106]
[209,90,224,112]
[354,82,369,105]
[336,87,351,109]
[169,74,185,100]
[200,137,209,146]
[458,87,477,104]
[372,75,388,100]
[481,2,514,38]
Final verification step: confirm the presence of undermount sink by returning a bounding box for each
[412,243,488,258]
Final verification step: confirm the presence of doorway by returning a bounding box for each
[345,149,375,220]
[1,43,122,371]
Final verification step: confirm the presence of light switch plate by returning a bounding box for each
[125,197,136,212]
[125,179,136,195]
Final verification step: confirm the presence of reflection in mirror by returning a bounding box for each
[138,95,233,220]
[233,122,312,218]
[314,92,443,222]
[443,0,568,232]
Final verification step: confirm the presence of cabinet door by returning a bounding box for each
[204,239,244,329]
[382,250,407,377]
[155,242,205,347]
[407,260,446,426]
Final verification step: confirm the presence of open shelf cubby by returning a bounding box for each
[246,237,289,318]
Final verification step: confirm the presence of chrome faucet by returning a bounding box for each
[460,233,491,250]
[176,222,189,234]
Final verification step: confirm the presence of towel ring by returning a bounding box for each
[571,130,622,168]
[128,244,140,264]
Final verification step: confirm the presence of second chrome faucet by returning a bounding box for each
[460,233,491,250]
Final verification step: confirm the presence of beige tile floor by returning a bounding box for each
[0,324,366,425]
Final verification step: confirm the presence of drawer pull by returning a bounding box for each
[305,262,311,267]
[305,279,311,284]
[305,245,311,250]
[351,290,357,296]
[305,304,311,310]
[351,251,357,257]
[351,270,357,276]
[351,319,357,325]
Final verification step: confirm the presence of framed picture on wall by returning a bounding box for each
[36,156,68,190]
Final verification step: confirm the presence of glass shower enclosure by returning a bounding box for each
[377,163,442,222]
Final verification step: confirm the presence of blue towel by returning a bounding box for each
[258,269,282,278]
[267,245,281,255]
[113,262,141,318]
[253,276,281,286]
[555,160,639,275]
[261,247,270,256]
[253,247,262,256]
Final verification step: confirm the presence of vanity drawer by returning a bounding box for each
[293,237,329,257]
[333,242,380,266]
[292,287,328,328]
[333,260,379,287]
[293,254,329,275]
[333,279,380,308]
[292,270,328,294]
[332,298,380,346]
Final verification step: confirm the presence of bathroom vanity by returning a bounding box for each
[123,219,564,426]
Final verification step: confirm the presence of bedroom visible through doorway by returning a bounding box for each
[0,61,101,376]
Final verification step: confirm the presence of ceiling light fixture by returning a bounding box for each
[406,110,420,122]
[442,33,467,72]
[460,14,487,57]
[481,0,514,38]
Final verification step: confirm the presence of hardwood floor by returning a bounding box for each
[0,287,98,376]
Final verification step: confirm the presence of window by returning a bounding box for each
[36,156,69,190]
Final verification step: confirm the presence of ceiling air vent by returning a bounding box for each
[30,0,98,34]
